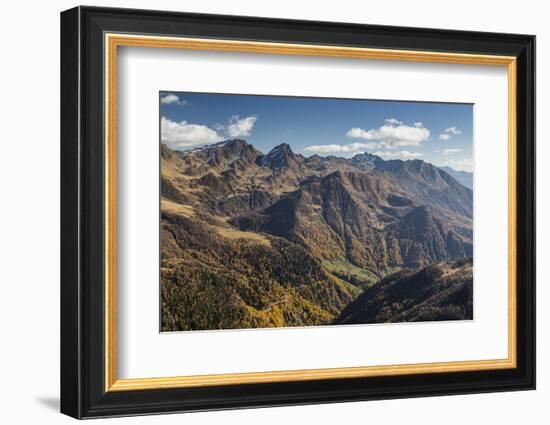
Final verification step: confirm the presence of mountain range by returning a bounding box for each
[160,139,473,331]
[438,166,473,190]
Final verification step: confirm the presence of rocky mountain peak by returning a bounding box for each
[351,152,382,171]
[184,138,251,157]
[261,143,302,170]
[272,142,292,153]
[176,139,262,176]
[211,138,249,154]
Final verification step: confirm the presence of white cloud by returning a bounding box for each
[303,142,379,155]
[443,148,463,155]
[161,113,258,149]
[439,126,462,140]
[346,119,430,148]
[161,117,221,148]
[225,115,257,138]
[445,126,461,135]
[346,128,372,139]
[385,118,403,125]
[373,150,423,159]
[304,119,430,156]
[441,157,473,172]
[160,93,187,106]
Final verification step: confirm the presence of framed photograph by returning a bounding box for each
[60,6,535,419]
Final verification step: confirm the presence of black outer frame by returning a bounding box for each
[60,6,536,419]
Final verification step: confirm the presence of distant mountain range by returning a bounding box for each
[160,139,473,331]
[437,166,473,190]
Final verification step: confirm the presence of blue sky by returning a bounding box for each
[160,91,473,172]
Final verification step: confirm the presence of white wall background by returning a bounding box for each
[0,0,544,423]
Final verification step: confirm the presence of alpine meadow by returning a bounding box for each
[159,92,474,332]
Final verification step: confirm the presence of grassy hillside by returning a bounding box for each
[322,257,380,289]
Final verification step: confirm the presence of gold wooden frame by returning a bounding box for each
[104,33,517,392]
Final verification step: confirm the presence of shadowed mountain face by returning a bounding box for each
[160,140,473,331]
[335,258,473,324]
